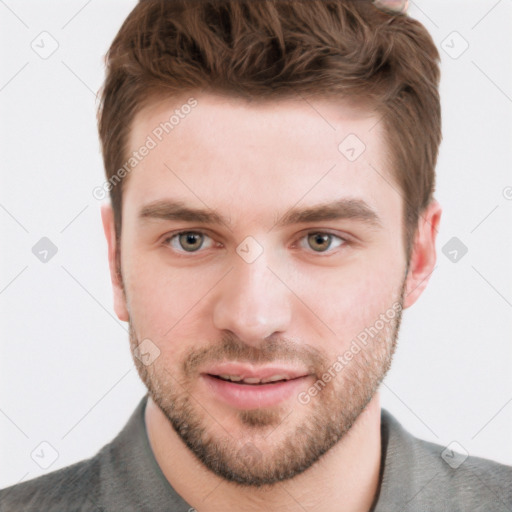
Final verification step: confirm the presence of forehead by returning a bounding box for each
[123,92,400,230]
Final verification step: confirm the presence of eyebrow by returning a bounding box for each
[138,198,382,230]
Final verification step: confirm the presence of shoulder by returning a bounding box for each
[0,449,106,512]
[415,435,512,508]
[0,397,153,512]
[378,409,512,511]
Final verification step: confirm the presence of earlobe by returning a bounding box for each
[100,203,130,322]
[402,200,442,309]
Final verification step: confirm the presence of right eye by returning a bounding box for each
[163,231,216,253]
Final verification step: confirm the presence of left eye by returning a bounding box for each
[298,232,346,253]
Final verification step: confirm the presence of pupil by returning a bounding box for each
[310,233,330,252]
[181,232,202,251]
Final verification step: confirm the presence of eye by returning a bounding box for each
[163,230,348,256]
[299,232,346,253]
[164,231,215,253]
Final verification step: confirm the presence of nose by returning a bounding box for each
[212,250,292,347]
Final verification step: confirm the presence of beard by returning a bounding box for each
[128,280,406,487]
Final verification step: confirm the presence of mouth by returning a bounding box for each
[200,363,312,410]
[208,374,294,385]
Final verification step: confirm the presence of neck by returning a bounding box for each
[145,393,382,512]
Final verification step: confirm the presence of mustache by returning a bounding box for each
[182,334,327,378]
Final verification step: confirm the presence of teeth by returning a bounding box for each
[242,377,262,384]
[261,374,287,383]
[217,375,244,382]
[216,374,289,384]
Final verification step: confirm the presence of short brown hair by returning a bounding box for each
[97,0,441,259]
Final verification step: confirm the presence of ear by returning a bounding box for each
[403,200,442,309]
[101,203,129,322]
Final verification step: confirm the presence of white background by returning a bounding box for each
[1,0,511,489]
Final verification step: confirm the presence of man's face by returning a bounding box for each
[111,92,412,485]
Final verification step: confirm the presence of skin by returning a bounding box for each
[101,91,441,511]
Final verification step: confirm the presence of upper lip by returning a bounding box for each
[202,362,310,383]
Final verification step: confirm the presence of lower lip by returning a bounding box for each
[201,374,310,410]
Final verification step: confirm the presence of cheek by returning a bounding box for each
[289,252,403,350]
[123,252,221,338]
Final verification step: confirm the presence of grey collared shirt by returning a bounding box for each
[1,394,511,511]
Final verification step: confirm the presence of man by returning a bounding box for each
[1,0,511,511]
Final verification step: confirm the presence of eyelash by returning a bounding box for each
[162,230,350,257]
